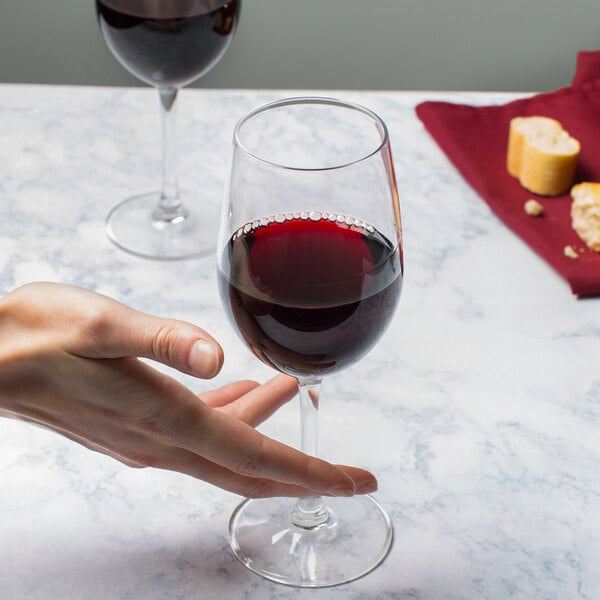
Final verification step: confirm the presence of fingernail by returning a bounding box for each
[329,485,355,497]
[189,340,220,377]
[356,480,378,494]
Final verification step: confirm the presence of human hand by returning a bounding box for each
[0,282,376,497]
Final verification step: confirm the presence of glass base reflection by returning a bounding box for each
[229,494,393,588]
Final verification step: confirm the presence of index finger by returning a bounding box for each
[202,375,298,427]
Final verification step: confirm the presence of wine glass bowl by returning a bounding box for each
[217,97,402,587]
[96,0,241,259]
[96,0,239,89]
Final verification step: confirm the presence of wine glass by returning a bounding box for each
[96,0,241,259]
[217,97,403,587]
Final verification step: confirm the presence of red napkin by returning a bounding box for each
[416,51,600,297]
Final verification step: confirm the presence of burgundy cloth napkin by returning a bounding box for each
[416,51,600,297]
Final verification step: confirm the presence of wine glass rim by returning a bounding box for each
[233,96,390,172]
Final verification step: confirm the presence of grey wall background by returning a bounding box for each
[1,0,598,91]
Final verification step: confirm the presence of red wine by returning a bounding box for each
[218,213,402,378]
[96,0,240,88]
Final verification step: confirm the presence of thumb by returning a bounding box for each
[135,318,224,378]
[76,294,224,378]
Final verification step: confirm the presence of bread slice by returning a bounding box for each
[571,182,600,251]
[507,116,562,177]
[507,116,580,196]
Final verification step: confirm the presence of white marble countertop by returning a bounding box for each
[1,84,599,600]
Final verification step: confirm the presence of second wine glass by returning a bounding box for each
[96,0,241,259]
[217,97,403,587]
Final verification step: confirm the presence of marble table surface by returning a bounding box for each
[1,84,599,600]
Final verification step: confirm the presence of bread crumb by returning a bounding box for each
[524,199,544,216]
[564,245,578,259]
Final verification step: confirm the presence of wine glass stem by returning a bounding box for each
[154,87,187,224]
[290,378,330,529]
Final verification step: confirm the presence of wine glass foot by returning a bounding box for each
[105,189,221,260]
[229,495,393,588]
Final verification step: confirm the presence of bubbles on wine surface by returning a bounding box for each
[232,210,376,242]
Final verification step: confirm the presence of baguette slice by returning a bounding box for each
[507,116,562,177]
[507,116,579,196]
[571,182,600,252]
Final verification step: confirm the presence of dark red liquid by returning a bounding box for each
[218,214,402,378]
[96,0,240,88]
